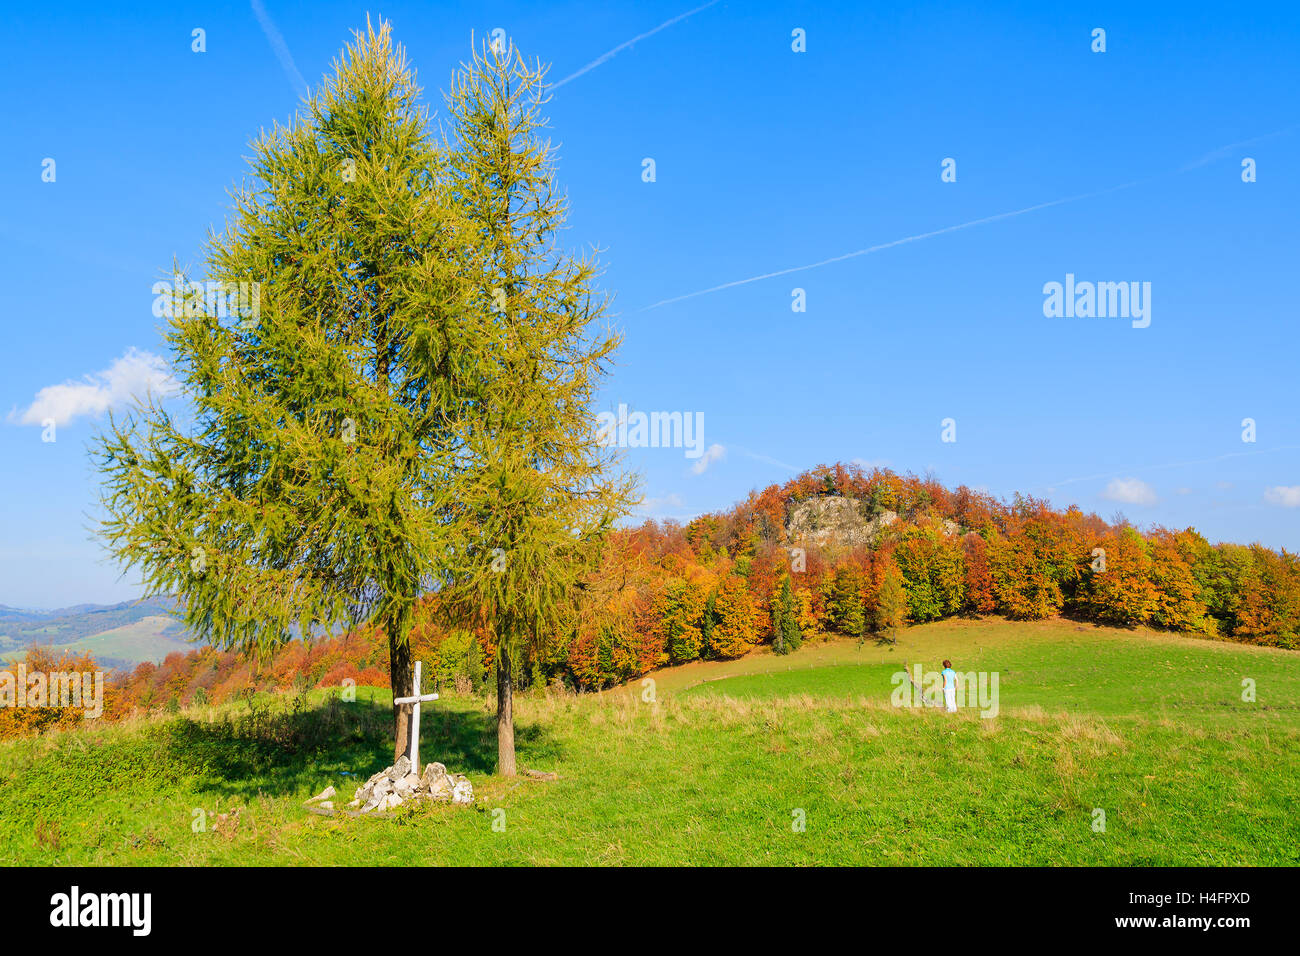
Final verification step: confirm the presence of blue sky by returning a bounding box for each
[2,0,1298,608]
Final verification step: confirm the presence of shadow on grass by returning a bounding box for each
[157,693,556,800]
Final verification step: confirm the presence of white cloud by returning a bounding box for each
[9,348,178,427]
[852,457,892,470]
[691,443,725,475]
[1264,486,1300,508]
[637,492,684,514]
[1100,477,1157,506]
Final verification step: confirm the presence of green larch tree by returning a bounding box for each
[95,22,490,762]
[435,39,637,775]
[770,574,801,655]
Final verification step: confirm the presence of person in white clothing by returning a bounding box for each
[941,659,957,713]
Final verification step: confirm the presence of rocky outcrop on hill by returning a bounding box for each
[786,496,959,549]
[787,497,897,549]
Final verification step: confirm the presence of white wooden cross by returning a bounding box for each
[393,661,439,777]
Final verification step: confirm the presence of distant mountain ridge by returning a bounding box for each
[0,595,177,627]
[0,596,191,668]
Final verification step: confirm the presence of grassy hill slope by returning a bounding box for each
[657,618,1297,727]
[0,619,1295,866]
[44,616,193,669]
[0,597,188,667]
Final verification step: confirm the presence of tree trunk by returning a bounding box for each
[496,646,516,776]
[389,625,413,765]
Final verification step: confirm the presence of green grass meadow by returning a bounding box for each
[1,618,1296,866]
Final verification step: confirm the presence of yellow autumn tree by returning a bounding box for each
[709,574,759,658]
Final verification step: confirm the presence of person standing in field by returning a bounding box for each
[941,660,957,713]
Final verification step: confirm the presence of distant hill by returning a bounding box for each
[0,606,50,621]
[0,596,193,668]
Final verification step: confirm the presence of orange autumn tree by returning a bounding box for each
[0,648,106,740]
[988,532,1063,620]
[1230,545,1300,645]
[568,536,660,689]
[962,532,998,613]
[1080,527,1158,625]
[1147,529,1210,632]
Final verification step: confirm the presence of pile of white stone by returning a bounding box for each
[305,756,473,815]
[354,756,474,812]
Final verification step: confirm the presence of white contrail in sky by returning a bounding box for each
[1041,444,1300,492]
[251,0,310,100]
[638,179,1147,311]
[736,447,800,472]
[551,0,720,90]
[638,127,1299,313]
[1176,126,1296,172]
